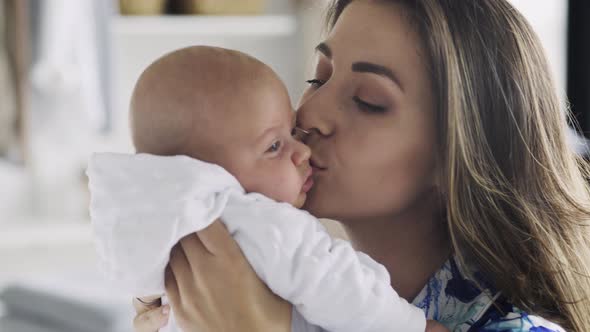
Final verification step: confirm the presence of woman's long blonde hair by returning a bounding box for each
[328,0,590,330]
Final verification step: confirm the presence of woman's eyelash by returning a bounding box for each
[306,79,325,87]
[291,127,309,142]
[306,79,386,113]
[306,77,386,113]
[353,96,387,113]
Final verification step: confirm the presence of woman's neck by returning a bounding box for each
[341,192,451,301]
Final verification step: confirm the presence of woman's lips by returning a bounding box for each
[310,159,327,172]
[311,165,325,173]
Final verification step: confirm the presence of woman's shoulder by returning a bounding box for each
[471,304,565,332]
[412,257,566,332]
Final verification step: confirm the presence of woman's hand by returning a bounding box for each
[426,320,450,332]
[132,296,170,332]
[165,220,292,332]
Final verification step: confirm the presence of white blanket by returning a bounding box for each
[87,153,426,332]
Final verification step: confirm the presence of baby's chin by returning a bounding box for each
[292,192,307,209]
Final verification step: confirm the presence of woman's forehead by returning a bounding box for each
[324,0,428,99]
[328,1,420,59]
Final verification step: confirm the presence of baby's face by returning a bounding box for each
[214,79,313,208]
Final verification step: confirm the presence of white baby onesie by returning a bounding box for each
[87,153,426,332]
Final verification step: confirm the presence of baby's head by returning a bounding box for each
[130,46,313,208]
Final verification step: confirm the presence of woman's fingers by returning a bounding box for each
[165,259,182,307]
[196,219,241,258]
[132,305,170,332]
[169,242,201,295]
[162,224,292,331]
[426,320,450,332]
[178,232,210,263]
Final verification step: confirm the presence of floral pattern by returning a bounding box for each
[412,257,566,332]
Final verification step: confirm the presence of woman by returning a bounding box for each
[133,0,590,331]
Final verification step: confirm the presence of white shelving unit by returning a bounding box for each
[113,14,297,36]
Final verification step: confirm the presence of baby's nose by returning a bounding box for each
[292,140,311,165]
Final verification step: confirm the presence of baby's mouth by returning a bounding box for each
[301,168,314,193]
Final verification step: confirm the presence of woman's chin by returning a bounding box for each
[301,190,328,216]
[301,186,345,219]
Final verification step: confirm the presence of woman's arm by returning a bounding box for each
[165,220,293,332]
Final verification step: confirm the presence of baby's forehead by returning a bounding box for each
[223,95,294,126]
[162,47,292,124]
[195,54,286,98]
[221,92,294,138]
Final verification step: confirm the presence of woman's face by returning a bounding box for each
[297,0,438,222]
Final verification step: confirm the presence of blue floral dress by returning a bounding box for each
[292,256,566,332]
[413,257,566,331]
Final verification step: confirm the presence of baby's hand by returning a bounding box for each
[135,294,162,308]
[426,320,450,332]
[133,294,163,318]
[132,295,168,332]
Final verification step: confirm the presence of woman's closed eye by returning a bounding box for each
[291,127,309,142]
[353,96,387,113]
[306,79,325,88]
[306,77,388,114]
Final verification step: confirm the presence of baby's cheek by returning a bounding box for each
[267,178,298,203]
[239,162,301,204]
[265,169,301,204]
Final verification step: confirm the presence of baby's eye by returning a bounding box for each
[267,140,282,153]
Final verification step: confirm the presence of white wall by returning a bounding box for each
[508,0,569,105]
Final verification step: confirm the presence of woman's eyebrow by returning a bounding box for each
[352,62,404,92]
[315,42,332,59]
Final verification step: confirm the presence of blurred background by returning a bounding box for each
[0,0,588,331]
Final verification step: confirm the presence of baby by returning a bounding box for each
[87,46,447,332]
[130,46,312,211]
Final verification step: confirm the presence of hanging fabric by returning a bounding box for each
[0,1,17,157]
[31,0,108,132]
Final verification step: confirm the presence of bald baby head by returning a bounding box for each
[128,46,312,209]
[130,46,284,160]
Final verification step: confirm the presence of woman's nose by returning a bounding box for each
[292,140,311,166]
[296,90,335,138]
